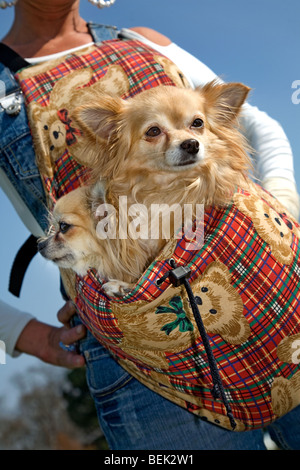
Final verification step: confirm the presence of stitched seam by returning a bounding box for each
[3,146,40,179]
[1,130,32,151]
[88,373,134,398]
[269,425,293,450]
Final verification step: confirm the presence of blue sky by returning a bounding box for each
[0,0,299,406]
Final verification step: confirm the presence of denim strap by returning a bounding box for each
[87,22,119,42]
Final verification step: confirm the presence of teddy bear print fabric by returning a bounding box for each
[15,39,300,431]
[76,184,300,431]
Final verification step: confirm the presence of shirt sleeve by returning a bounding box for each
[0,299,35,357]
[0,167,45,237]
[120,28,300,219]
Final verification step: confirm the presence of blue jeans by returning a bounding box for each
[77,323,300,451]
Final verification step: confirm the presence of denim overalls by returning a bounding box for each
[1,24,300,451]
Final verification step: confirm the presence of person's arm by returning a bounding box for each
[239,103,299,219]
[0,299,34,357]
[0,169,45,237]
[122,27,300,220]
[0,299,85,368]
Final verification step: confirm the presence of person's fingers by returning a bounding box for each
[60,324,86,345]
[57,324,86,368]
[38,323,86,368]
[58,350,85,369]
[57,300,76,326]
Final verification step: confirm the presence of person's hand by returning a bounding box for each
[15,301,86,368]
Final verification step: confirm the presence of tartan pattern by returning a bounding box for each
[17,39,177,106]
[75,186,300,430]
[76,271,124,345]
[44,150,91,203]
[15,39,300,430]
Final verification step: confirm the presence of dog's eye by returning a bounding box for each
[59,222,72,234]
[192,118,204,129]
[146,127,161,137]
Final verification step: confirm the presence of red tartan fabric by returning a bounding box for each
[18,39,182,107]
[15,39,300,431]
[75,185,300,431]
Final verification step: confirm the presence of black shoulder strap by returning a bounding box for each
[0,43,29,73]
[8,235,38,297]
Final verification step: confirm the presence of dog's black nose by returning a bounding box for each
[180,139,199,155]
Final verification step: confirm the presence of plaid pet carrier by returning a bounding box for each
[15,38,300,431]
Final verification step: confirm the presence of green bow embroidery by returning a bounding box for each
[156,296,194,336]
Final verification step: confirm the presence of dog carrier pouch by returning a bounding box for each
[15,38,300,431]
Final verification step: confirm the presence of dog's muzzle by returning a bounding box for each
[37,238,49,255]
[180,139,199,155]
[178,139,200,166]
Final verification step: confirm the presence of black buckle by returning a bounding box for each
[168,262,191,287]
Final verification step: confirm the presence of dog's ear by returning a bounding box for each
[86,181,105,215]
[89,181,105,206]
[74,95,125,140]
[201,80,251,125]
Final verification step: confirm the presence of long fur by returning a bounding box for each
[40,82,253,291]
[79,83,252,283]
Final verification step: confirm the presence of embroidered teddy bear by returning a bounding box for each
[188,261,250,345]
[111,260,248,372]
[153,55,191,89]
[234,191,294,265]
[271,371,300,417]
[27,66,130,174]
[271,330,300,417]
[277,333,300,364]
[253,182,300,239]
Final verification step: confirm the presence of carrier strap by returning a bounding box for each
[0,43,29,73]
[8,235,38,297]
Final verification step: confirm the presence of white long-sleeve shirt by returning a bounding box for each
[1,29,299,356]
[0,300,33,357]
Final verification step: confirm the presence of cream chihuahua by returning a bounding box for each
[38,81,251,296]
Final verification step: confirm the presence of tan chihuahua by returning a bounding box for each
[38,81,251,296]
